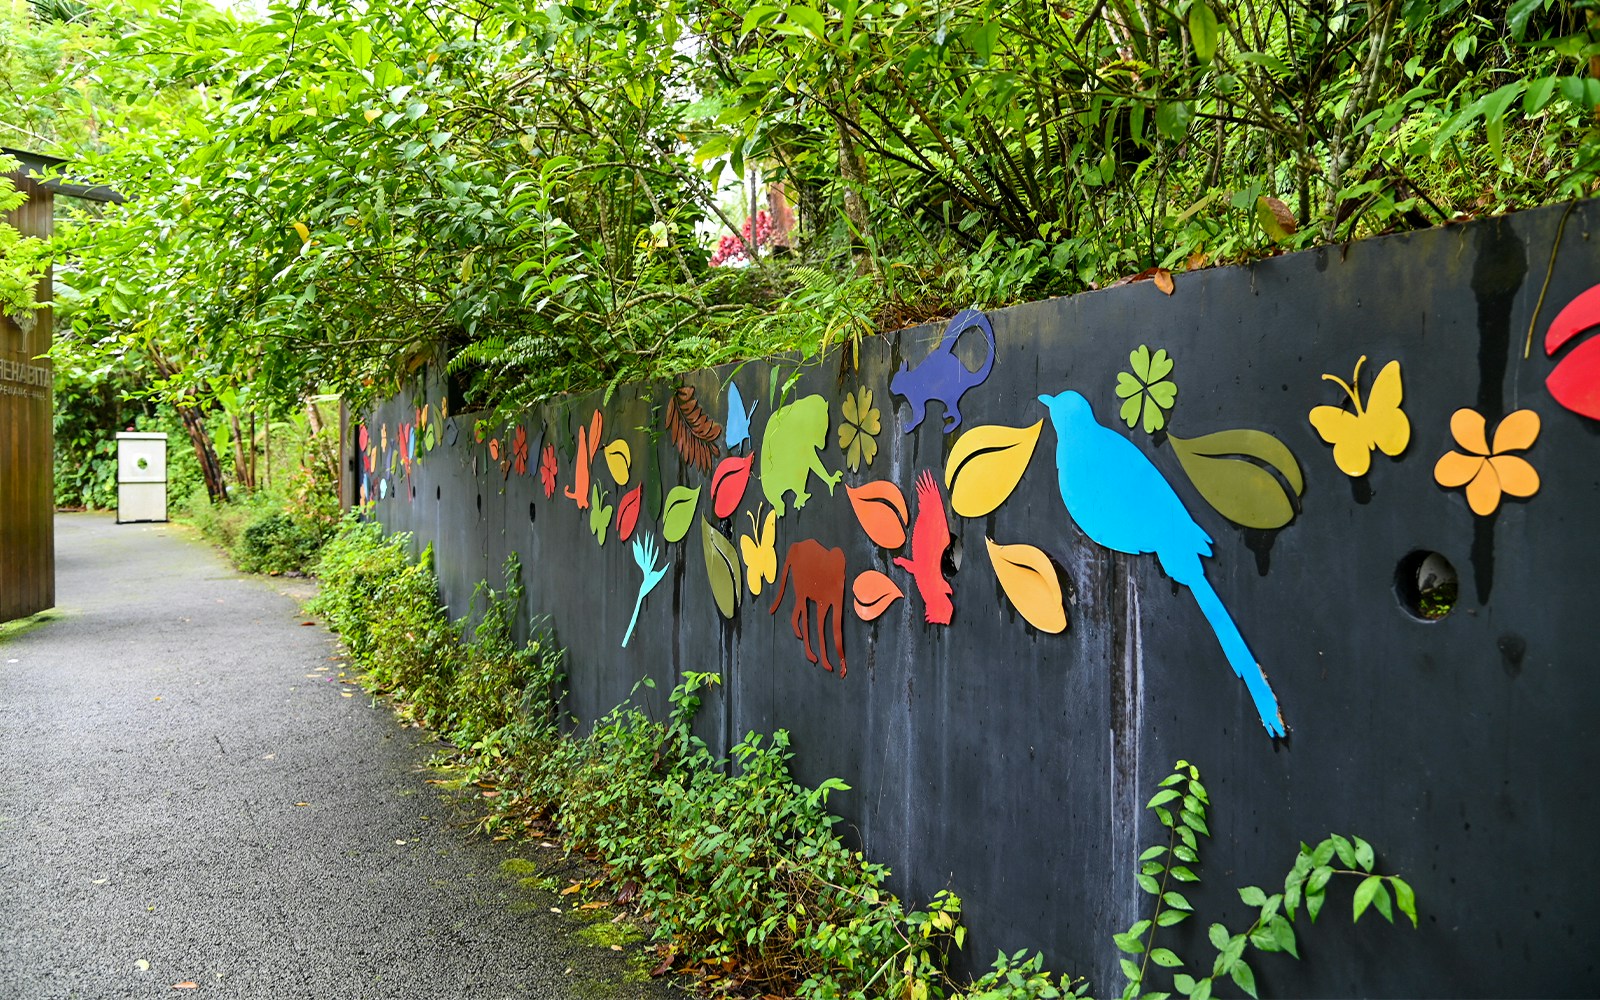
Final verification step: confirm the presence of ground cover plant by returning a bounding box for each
[308,515,1416,1000]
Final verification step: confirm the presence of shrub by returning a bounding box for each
[308,514,1077,1000]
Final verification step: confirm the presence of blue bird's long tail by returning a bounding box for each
[1185,572,1286,737]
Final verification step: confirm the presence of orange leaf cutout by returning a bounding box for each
[846,481,909,549]
[711,454,754,518]
[852,570,904,621]
[985,538,1068,634]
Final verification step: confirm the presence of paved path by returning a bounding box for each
[1,513,673,1000]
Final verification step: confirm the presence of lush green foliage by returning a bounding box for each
[185,474,340,574]
[308,515,1082,1000]
[0,157,49,318]
[1116,760,1416,1000]
[27,0,1598,421]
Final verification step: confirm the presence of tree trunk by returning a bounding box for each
[146,346,228,504]
[229,410,255,491]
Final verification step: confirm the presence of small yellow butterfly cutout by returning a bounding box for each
[1308,356,1410,477]
[739,507,778,596]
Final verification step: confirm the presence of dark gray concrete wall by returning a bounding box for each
[362,200,1600,997]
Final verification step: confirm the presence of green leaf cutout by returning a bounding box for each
[1168,428,1304,530]
[662,484,700,543]
[700,516,741,619]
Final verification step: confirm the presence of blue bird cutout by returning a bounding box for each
[725,381,757,452]
[1038,391,1286,737]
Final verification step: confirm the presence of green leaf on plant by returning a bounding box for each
[1173,973,1197,996]
[1148,789,1181,809]
[1353,875,1382,922]
[1392,877,1418,928]
[1157,908,1189,927]
[1150,947,1182,968]
[1207,922,1229,950]
[1352,836,1375,872]
[1189,2,1218,62]
[1238,885,1266,907]
[1230,960,1259,999]
[1163,891,1193,912]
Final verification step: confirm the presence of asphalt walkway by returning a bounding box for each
[0,513,673,1000]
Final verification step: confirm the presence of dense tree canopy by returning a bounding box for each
[10,0,1600,418]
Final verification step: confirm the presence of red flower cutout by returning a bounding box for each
[512,425,530,475]
[539,443,558,498]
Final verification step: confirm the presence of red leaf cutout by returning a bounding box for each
[710,454,754,518]
[1546,283,1600,354]
[1547,335,1600,420]
[617,484,643,541]
[852,570,904,621]
[845,481,909,549]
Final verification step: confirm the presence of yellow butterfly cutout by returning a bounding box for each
[1308,356,1410,477]
[739,507,778,597]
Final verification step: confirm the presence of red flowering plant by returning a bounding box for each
[708,209,775,267]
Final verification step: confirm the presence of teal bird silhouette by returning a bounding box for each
[1038,390,1286,737]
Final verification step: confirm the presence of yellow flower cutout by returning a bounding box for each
[1433,408,1540,516]
[838,387,882,472]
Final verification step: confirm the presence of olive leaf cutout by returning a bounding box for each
[662,485,701,543]
[604,439,632,485]
[985,539,1068,634]
[700,516,742,619]
[845,481,910,550]
[944,420,1043,519]
[852,570,904,622]
[1167,428,1304,530]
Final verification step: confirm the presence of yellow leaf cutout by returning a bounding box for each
[1308,356,1409,477]
[604,439,632,485]
[292,221,310,245]
[985,539,1068,634]
[944,421,1043,519]
[739,508,778,596]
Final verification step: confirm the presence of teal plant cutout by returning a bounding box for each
[1116,345,1178,433]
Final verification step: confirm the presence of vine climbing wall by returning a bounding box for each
[362,200,1600,997]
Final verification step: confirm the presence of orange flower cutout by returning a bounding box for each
[1433,408,1540,516]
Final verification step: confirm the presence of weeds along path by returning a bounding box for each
[0,513,672,1000]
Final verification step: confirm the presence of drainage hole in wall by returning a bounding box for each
[528,502,536,524]
[476,493,482,516]
[410,484,416,499]
[1396,550,1457,621]
[436,485,441,501]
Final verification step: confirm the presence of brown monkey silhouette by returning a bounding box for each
[769,539,847,677]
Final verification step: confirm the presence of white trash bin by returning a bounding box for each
[116,432,169,524]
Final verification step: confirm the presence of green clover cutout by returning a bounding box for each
[1115,345,1178,433]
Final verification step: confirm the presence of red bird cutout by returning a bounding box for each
[893,470,954,625]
